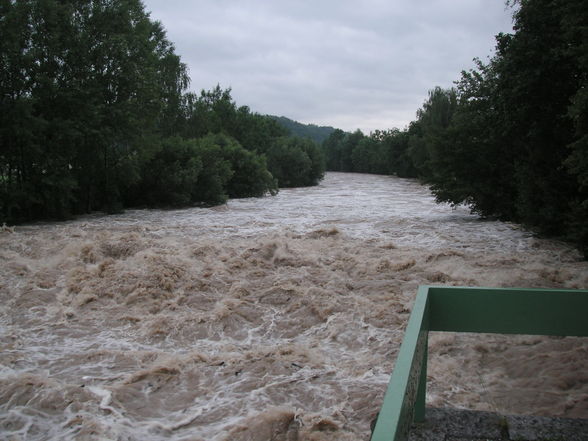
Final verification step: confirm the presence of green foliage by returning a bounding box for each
[319,0,588,255]
[409,80,515,217]
[181,86,236,138]
[407,87,458,179]
[378,129,417,178]
[322,128,416,177]
[12,0,587,258]
[351,136,380,174]
[189,137,233,205]
[270,116,336,144]
[266,137,325,187]
[181,86,288,152]
[128,133,278,207]
[322,129,365,172]
[0,1,323,225]
[323,129,347,171]
[0,0,188,221]
[208,133,278,198]
[181,87,323,190]
[131,137,203,207]
[232,106,289,153]
[407,0,588,255]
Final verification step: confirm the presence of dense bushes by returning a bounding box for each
[322,0,588,256]
[179,89,324,191]
[323,129,415,178]
[132,137,205,207]
[213,133,278,199]
[0,0,324,224]
[266,137,325,187]
[410,0,588,255]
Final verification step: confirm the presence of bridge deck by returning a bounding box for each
[408,407,588,441]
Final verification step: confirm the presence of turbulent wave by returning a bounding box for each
[1,172,586,440]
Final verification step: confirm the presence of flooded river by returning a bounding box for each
[1,172,587,440]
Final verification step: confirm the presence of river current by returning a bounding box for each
[1,172,587,440]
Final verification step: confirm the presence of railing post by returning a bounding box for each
[373,286,588,440]
[370,286,430,441]
[414,342,427,422]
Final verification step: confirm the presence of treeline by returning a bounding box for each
[323,0,588,256]
[0,0,324,224]
[323,129,416,178]
[270,116,336,145]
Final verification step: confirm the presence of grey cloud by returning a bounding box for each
[143,0,513,133]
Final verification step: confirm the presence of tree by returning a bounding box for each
[414,0,588,254]
[322,129,347,171]
[133,137,203,207]
[270,116,336,144]
[0,0,189,221]
[266,137,325,187]
[377,129,416,177]
[211,133,278,198]
[407,87,457,179]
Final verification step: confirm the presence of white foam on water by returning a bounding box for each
[1,172,586,440]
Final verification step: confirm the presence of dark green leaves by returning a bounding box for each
[407,0,588,254]
[0,2,325,224]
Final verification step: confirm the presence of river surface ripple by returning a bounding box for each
[1,172,587,441]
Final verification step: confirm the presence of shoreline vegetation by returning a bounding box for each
[321,0,588,257]
[0,1,325,225]
[1,0,587,256]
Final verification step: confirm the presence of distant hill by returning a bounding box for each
[269,115,337,144]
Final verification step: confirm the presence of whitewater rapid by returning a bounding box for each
[1,172,586,440]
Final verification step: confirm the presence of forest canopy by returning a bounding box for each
[270,116,336,145]
[0,0,325,224]
[321,0,588,256]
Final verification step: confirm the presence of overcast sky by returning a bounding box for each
[141,1,514,133]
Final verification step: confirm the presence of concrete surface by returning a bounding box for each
[408,407,588,441]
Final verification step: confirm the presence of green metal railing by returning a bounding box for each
[370,285,588,441]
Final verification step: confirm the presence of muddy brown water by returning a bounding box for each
[1,172,587,440]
